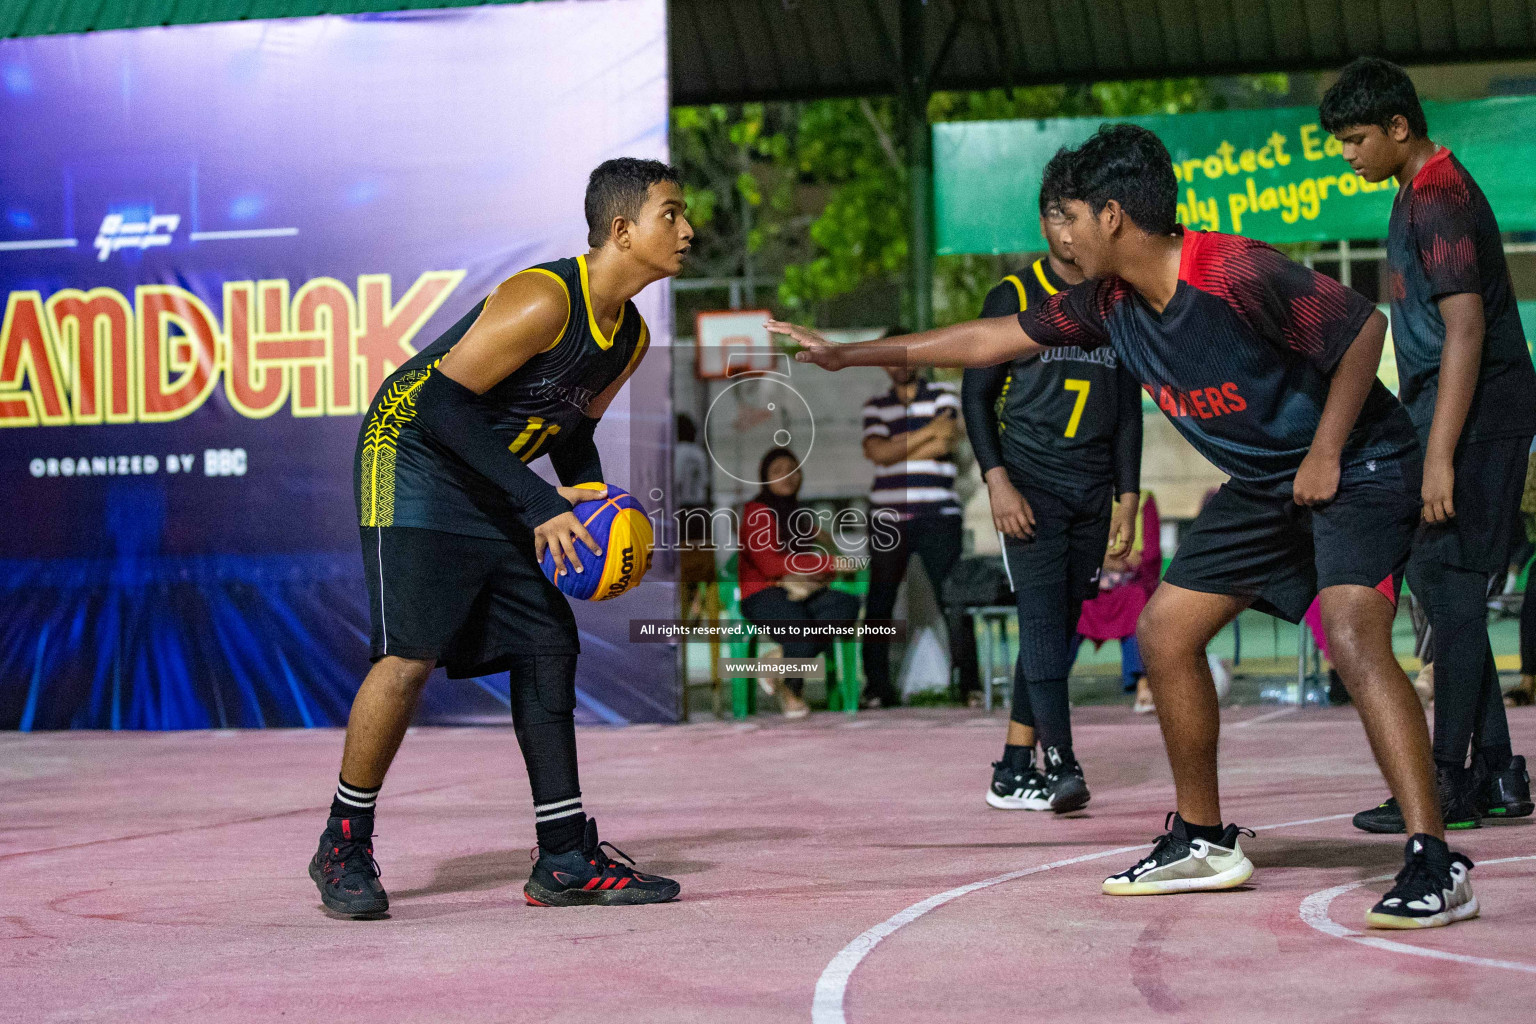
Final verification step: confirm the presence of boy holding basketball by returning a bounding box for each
[774,126,1479,929]
[311,158,690,916]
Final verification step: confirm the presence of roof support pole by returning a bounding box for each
[900,0,933,331]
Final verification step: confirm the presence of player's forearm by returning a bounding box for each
[414,370,571,528]
[1114,490,1141,533]
[962,366,1007,473]
[1425,295,1486,465]
[549,416,603,487]
[1112,379,1144,496]
[1313,310,1388,457]
[983,466,1016,491]
[837,317,1040,370]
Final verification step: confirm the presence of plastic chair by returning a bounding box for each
[717,554,866,717]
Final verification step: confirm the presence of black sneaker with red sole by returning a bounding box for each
[524,818,679,907]
[309,815,388,917]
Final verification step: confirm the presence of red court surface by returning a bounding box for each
[4,706,1534,1023]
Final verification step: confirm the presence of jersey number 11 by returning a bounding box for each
[510,417,562,462]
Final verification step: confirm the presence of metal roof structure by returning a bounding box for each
[6,1,1536,104]
[670,0,1536,103]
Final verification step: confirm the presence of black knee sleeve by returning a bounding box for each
[1010,588,1078,745]
[1015,616,1073,681]
[1026,677,1072,751]
[1412,560,1507,765]
[1010,656,1035,727]
[509,654,581,808]
[510,653,577,726]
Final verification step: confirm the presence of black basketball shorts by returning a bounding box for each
[998,480,1113,606]
[1163,456,1422,623]
[360,525,579,678]
[1412,434,1535,574]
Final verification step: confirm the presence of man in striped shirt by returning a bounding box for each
[860,355,976,706]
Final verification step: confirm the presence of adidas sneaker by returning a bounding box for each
[1366,834,1477,929]
[1103,813,1254,895]
[987,759,1051,810]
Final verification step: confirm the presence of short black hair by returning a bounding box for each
[1039,148,1072,215]
[1319,57,1427,138]
[584,157,681,248]
[676,412,697,443]
[1057,124,1178,235]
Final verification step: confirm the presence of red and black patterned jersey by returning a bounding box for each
[1386,148,1536,443]
[1017,230,1417,494]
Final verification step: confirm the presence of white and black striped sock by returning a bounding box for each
[330,777,380,819]
[533,795,586,853]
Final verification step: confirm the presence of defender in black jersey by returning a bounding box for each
[774,125,1479,929]
[964,166,1143,814]
[310,159,690,917]
[1324,57,1536,831]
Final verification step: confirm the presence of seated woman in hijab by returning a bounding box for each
[739,447,861,717]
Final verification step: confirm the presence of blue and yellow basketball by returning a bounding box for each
[539,485,653,601]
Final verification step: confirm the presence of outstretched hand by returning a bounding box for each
[766,320,845,371]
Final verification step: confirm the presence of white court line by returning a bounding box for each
[1235,706,1300,728]
[1299,854,1536,973]
[811,812,1351,1024]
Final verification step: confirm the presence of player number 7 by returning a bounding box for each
[1062,379,1090,438]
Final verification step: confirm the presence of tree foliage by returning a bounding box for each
[671,76,1289,326]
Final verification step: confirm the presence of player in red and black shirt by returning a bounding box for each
[771,124,1477,929]
[1323,57,1536,833]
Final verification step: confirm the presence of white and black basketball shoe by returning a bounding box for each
[987,760,1051,810]
[1102,813,1254,895]
[1041,746,1090,814]
[1366,834,1478,929]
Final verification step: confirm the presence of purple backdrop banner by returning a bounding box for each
[0,1,678,729]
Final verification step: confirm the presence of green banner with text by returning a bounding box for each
[935,98,1536,254]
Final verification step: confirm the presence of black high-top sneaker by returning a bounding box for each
[1476,754,1535,820]
[1437,763,1482,830]
[1366,834,1477,929]
[524,818,680,907]
[309,815,388,917]
[1041,746,1090,814]
[1353,764,1480,834]
[986,757,1050,810]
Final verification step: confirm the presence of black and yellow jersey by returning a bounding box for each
[356,254,649,539]
[961,256,1141,497]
